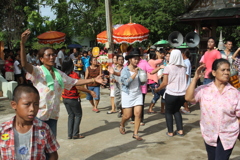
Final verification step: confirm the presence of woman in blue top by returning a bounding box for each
[119,48,143,141]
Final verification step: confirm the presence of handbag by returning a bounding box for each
[138,68,147,84]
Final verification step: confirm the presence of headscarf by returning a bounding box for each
[168,49,186,67]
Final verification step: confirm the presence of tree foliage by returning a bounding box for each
[0,0,239,50]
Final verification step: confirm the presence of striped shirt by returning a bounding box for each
[0,117,59,160]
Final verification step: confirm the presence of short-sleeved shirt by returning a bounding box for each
[62,72,80,99]
[13,60,21,74]
[202,50,221,78]
[183,59,191,86]
[86,66,101,87]
[74,59,83,71]
[4,60,14,72]
[220,50,234,65]
[81,56,90,72]
[137,59,154,94]
[26,66,78,120]
[234,57,240,75]
[194,82,240,150]
[163,65,187,96]
[0,117,59,160]
[26,54,32,64]
[147,59,163,84]
[56,50,65,67]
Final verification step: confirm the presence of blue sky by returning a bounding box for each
[39,5,56,20]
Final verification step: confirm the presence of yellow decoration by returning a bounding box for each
[1,134,10,141]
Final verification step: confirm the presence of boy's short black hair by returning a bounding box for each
[13,84,39,103]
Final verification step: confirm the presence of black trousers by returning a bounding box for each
[165,93,185,133]
[205,137,234,160]
[63,98,82,138]
[131,93,146,123]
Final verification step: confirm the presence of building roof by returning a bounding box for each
[178,0,240,26]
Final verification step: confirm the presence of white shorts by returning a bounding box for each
[110,87,114,97]
[5,72,14,81]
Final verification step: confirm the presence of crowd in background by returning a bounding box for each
[1,33,240,159]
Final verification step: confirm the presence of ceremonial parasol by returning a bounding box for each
[37,31,66,44]
[113,23,149,44]
[97,30,109,44]
[96,24,123,44]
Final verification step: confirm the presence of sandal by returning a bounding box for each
[130,121,135,124]
[175,131,184,137]
[73,134,85,139]
[132,134,143,141]
[92,108,100,113]
[107,111,117,114]
[119,125,126,135]
[166,132,174,137]
[147,111,157,114]
[140,122,145,126]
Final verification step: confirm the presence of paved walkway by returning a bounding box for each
[0,88,240,160]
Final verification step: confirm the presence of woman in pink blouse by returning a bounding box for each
[147,50,164,113]
[185,58,240,160]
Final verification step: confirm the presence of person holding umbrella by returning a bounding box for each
[20,29,104,137]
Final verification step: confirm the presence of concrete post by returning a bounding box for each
[105,0,114,66]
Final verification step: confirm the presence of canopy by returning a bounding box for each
[154,40,169,46]
[96,24,124,44]
[67,44,82,48]
[176,42,190,49]
[113,23,149,44]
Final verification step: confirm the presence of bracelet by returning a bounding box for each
[92,78,95,83]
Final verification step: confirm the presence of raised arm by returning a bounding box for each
[20,29,33,74]
[185,64,205,103]
[232,47,240,61]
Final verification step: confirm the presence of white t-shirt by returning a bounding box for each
[26,54,32,64]
[14,60,21,74]
[184,59,191,86]
[69,53,75,60]
[56,50,65,67]
[163,65,187,96]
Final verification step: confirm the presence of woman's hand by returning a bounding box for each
[90,91,97,98]
[134,67,139,74]
[95,74,105,85]
[108,67,114,74]
[21,29,31,44]
[159,65,165,69]
[111,78,116,83]
[194,64,206,80]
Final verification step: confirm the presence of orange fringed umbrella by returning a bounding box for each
[96,24,123,44]
[113,23,149,44]
[97,30,108,44]
[37,31,66,44]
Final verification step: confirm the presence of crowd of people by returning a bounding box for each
[0,29,240,159]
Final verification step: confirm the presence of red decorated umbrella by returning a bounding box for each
[37,31,66,44]
[97,30,109,44]
[113,23,149,44]
[96,24,123,44]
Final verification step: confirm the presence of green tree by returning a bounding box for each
[0,0,39,49]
